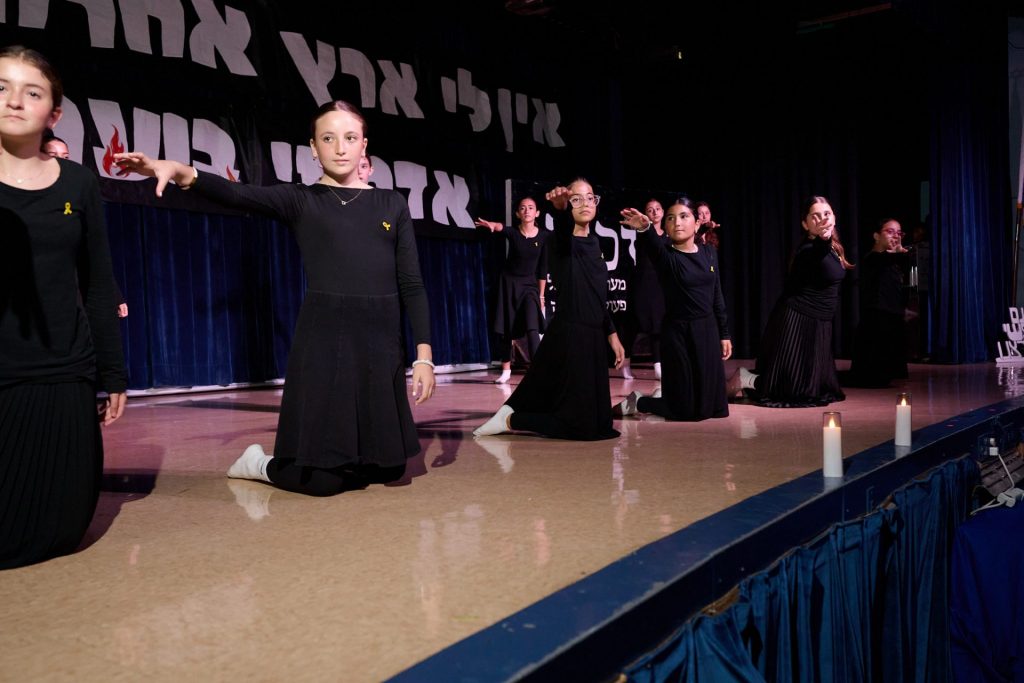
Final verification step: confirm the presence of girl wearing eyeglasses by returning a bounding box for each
[475,178,624,440]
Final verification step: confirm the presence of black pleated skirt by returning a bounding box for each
[493,273,545,338]
[274,291,420,469]
[506,317,618,440]
[1,381,103,569]
[848,309,909,387]
[645,314,728,421]
[752,303,845,408]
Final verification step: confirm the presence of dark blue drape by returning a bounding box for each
[922,7,1011,363]
[624,457,978,683]
[105,204,491,390]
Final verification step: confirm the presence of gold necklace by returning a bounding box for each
[325,184,364,206]
[0,160,47,185]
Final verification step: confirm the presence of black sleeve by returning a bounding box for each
[393,198,431,346]
[709,248,730,340]
[192,171,305,224]
[79,171,127,393]
[536,235,551,283]
[638,225,670,273]
[604,304,616,337]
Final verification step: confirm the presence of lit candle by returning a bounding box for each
[895,392,912,447]
[822,411,843,478]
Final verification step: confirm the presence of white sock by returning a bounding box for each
[654,362,662,379]
[652,385,662,399]
[739,367,758,390]
[474,404,514,436]
[495,369,512,384]
[227,444,272,482]
[622,359,634,380]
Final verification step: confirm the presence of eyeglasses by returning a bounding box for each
[568,194,601,208]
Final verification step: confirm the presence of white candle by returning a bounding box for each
[895,393,912,447]
[822,412,843,478]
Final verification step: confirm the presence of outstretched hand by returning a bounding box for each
[619,207,649,230]
[474,218,503,232]
[112,152,193,198]
[545,186,571,211]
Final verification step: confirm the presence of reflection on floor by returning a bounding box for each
[0,361,1013,681]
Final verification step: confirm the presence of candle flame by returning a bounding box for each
[899,396,908,406]
[828,416,837,429]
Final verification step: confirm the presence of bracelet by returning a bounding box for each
[179,166,199,190]
[411,359,435,369]
[637,219,653,232]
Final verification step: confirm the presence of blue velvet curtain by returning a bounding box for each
[624,457,979,683]
[104,204,491,390]
[922,9,1011,363]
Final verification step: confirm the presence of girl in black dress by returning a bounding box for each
[1,46,127,568]
[474,179,625,440]
[474,196,548,383]
[728,195,854,407]
[115,101,435,496]
[622,198,668,380]
[848,219,910,387]
[616,198,732,421]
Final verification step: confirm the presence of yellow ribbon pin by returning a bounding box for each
[710,266,715,272]
[382,221,391,231]
[63,202,72,215]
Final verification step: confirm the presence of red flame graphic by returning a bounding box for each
[226,166,237,182]
[101,126,130,177]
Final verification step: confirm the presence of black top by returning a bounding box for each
[191,172,430,345]
[782,237,847,320]
[0,159,126,391]
[502,226,547,278]
[640,228,730,338]
[860,250,908,316]
[539,211,615,335]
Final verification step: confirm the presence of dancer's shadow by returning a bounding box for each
[77,443,165,552]
[391,422,473,486]
[158,399,281,413]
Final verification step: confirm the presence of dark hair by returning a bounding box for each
[309,100,366,138]
[0,45,63,109]
[876,217,899,231]
[801,195,854,270]
[668,196,698,213]
[696,200,711,211]
[515,196,537,209]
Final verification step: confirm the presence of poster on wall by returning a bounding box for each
[0,1,600,237]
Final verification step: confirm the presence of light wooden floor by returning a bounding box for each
[0,361,1016,682]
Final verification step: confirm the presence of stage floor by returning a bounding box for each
[0,361,1016,681]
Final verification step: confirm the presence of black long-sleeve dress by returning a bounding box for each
[493,227,547,342]
[750,236,847,407]
[629,229,668,350]
[191,173,431,469]
[1,159,126,568]
[848,250,909,387]
[635,229,730,420]
[504,211,618,440]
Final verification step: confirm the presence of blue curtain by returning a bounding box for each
[923,10,1011,363]
[105,204,491,390]
[624,457,978,683]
